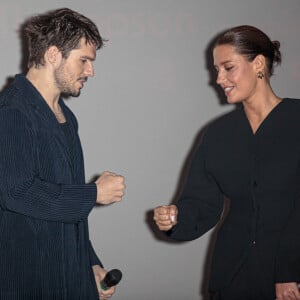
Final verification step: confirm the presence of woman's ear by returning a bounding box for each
[253,54,266,73]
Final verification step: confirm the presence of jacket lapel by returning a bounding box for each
[14,75,75,178]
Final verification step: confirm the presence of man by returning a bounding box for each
[0,8,125,299]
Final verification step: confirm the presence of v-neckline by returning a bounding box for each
[242,98,285,136]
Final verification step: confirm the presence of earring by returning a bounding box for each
[257,71,264,79]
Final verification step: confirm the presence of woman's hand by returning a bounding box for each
[153,205,178,231]
[276,282,300,300]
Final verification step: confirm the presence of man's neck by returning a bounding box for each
[26,67,60,110]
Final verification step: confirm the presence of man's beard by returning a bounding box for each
[54,66,80,97]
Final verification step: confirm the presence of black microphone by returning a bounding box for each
[100,269,122,290]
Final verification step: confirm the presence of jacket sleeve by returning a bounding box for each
[0,108,97,223]
[275,196,300,283]
[169,133,224,241]
[89,240,104,267]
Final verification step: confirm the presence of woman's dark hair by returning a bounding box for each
[214,25,281,77]
[23,8,105,68]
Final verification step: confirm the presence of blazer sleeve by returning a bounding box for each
[275,197,300,283]
[0,108,97,223]
[169,132,224,241]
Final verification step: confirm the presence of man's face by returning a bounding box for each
[54,38,96,97]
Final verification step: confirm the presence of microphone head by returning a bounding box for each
[102,269,122,289]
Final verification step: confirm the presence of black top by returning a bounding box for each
[169,98,300,291]
[61,122,74,166]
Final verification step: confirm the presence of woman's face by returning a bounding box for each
[213,44,258,104]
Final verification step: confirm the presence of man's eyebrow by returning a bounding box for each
[80,55,96,61]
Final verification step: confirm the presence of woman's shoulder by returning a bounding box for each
[279,98,300,117]
[196,107,243,147]
[205,106,242,133]
[282,97,300,107]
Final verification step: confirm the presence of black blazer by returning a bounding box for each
[169,98,300,292]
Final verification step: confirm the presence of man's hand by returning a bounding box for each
[95,171,125,205]
[92,265,116,300]
[153,205,178,231]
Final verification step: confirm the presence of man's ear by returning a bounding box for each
[44,46,62,66]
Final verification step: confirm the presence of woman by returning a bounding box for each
[154,25,300,300]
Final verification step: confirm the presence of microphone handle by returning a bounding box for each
[100,269,122,290]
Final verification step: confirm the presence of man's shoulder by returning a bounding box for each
[0,75,27,109]
[0,80,34,129]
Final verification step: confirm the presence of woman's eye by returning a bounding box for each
[225,66,233,71]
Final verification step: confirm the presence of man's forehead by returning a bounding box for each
[71,38,96,57]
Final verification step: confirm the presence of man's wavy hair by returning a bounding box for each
[23,8,104,68]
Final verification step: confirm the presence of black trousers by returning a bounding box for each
[210,247,276,300]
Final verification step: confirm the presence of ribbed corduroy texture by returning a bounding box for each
[0,75,101,299]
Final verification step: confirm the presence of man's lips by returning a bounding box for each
[78,78,87,88]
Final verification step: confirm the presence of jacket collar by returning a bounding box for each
[13,74,76,177]
[14,74,67,125]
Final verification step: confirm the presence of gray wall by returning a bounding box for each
[1,0,300,299]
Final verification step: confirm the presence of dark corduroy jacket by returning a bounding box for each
[169,98,300,293]
[0,74,101,299]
